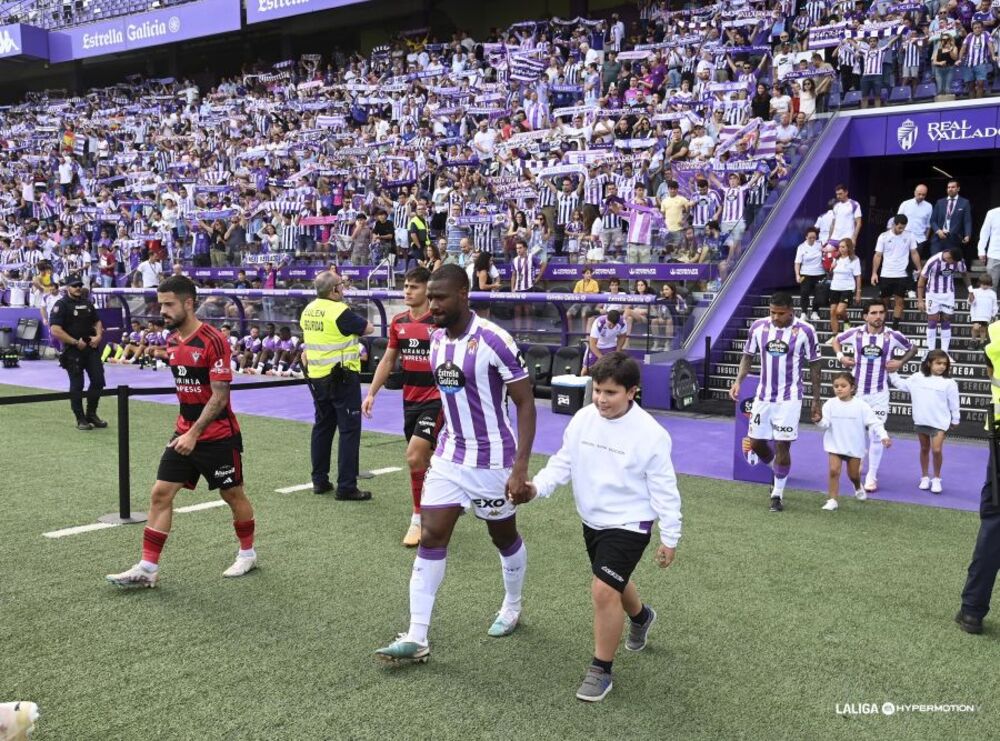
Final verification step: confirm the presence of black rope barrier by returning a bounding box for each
[0,376,325,526]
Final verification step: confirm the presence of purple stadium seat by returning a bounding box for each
[888,86,912,104]
[839,90,862,108]
[914,82,937,100]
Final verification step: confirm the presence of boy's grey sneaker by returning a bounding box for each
[625,606,657,652]
[575,666,613,702]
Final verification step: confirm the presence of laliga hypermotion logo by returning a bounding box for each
[897,119,918,151]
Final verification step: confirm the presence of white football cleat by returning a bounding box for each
[930,478,943,494]
[863,477,878,493]
[854,488,867,501]
[0,701,40,741]
[918,476,931,490]
[106,563,158,589]
[223,554,258,578]
[821,498,838,511]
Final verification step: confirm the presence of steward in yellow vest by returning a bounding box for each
[299,271,374,500]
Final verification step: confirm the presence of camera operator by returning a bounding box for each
[47,274,107,430]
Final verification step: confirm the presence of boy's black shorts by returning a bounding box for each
[583,524,651,592]
[157,433,243,491]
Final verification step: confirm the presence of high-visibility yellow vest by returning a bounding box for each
[987,321,1000,425]
[299,298,361,377]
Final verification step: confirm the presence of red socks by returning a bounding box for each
[410,469,425,514]
[141,527,168,565]
[234,519,255,550]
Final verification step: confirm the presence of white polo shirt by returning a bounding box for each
[875,229,917,278]
[830,198,862,241]
[897,197,932,243]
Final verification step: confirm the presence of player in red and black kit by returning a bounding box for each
[363,267,443,547]
[107,275,258,588]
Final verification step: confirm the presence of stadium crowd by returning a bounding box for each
[2,0,1000,336]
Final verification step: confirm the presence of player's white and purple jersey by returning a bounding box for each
[744,318,820,402]
[242,334,262,353]
[261,334,280,351]
[429,314,527,469]
[278,336,299,352]
[921,253,966,295]
[835,327,912,395]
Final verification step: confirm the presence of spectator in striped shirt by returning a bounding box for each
[851,35,901,108]
[961,21,996,98]
[546,176,584,257]
[510,239,545,293]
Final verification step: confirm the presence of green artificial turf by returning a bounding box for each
[1,383,999,740]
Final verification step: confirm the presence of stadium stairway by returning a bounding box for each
[704,293,990,438]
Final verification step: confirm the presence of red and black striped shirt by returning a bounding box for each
[166,323,240,442]
[387,309,440,405]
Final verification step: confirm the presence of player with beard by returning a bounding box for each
[106,275,257,588]
[729,292,822,512]
[832,299,917,492]
[363,267,443,547]
[375,264,537,663]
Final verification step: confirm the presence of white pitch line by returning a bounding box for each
[44,499,229,539]
[274,466,402,494]
[43,522,121,539]
[175,500,228,514]
[274,483,314,494]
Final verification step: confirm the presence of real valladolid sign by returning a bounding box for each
[850,103,1000,156]
[896,117,1000,150]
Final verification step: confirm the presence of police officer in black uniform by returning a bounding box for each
[47,274,108,430]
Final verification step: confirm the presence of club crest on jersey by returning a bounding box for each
[192,351,201,362]
[467,338,478,354]
[766,339,789,356]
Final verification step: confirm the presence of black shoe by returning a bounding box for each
[335,489,373,501]
[313,482,334,495]
[769,496,783,512]
[955,610,984,634]
[76,419,94,431]
[87,415,108,429]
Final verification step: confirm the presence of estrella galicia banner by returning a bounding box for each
[48,0,241,63]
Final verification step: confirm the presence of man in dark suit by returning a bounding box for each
[929,179,972,256]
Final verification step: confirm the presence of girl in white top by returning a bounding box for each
[828,238,862,336]
[816,371,891,511]
[968,274,998,347]
[889,350,961,494]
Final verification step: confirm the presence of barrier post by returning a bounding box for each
[700,336,712,400]
[98,385,147,525]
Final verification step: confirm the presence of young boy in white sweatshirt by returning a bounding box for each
[514,351,682,703]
